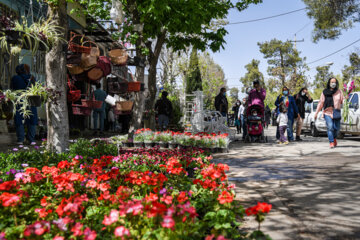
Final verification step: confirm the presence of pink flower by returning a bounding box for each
[71,222,83,236]
[114,226,130,237]
[0,232,6,240]
[102,210,119,226]
[83,227,97,240]
[161,216,175,228]
[53,236,65,240]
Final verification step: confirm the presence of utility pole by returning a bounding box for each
[289,34,304,89]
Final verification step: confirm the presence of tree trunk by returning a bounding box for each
[45,0,69,153]
[146,31,167,130]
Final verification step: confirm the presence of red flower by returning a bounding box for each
[145,193,158,202]
[0,192,21,207]
[245,202,272,216]
[217,191,233,204]
[0,180,17,191]
[83,227,97,240]
[177,192,188,203]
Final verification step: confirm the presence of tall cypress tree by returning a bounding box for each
[185,48,203,94]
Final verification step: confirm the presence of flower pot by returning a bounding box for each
[210,148,218,153]
[1,101,13,113]
[144,141,154,148]
[168,142,178,149]
[5,30,23,44]
[159,142,168,148]
[133,141,144,148]
[27,95,42,107]
[122,142,133,148]
[218,148,228,153]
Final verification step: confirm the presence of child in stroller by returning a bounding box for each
[245,105,267,143]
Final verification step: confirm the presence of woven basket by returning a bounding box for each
[68,32,91,54]
[128,82,141,92]
[72,104,92,116]
[87,67,103,81]
[67,64,84,75]
[109,49,128,66]
[115,101,134,111]
[81,99,103,109]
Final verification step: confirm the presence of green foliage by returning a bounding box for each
[168,95,183,129]
[303,0,360,42]
[342,52,360,84]
[68,139,118,158]
[185,48,203,94]
[240,59,265,92]
[314,65,333,89]
[198,52,227,110]
[258,38,308,91]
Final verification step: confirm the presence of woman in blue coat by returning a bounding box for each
[11,64,38,145]
[275,86,300,142]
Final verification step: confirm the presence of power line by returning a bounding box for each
[294,22,311,36]
[227,8,306,25]
[308,37,360,65]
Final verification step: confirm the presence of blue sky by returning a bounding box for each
[211,0,360,96]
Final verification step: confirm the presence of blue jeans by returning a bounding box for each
[158,114,169,130]
[324,115,340,143]
[15,123,36,143]
[287,118,294,141]
[241,114,247,139]
[93,110,105,131]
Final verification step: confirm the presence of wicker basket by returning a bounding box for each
[81,99,103,109]
[68,32,91,53]
[127,81,141,92]
[115,101,134,111]
[67,64,84,75]
[109,49,128,66]
[72,104,92,116]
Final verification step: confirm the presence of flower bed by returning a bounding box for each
[112,129,230,152]
[0,141,270,239]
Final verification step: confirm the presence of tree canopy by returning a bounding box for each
[314,65,333,89]
[239,59,265,92]
[303,0,360,42]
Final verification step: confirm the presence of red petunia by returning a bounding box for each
[217,191,233,204]
[245,202,272,216]
[177,192,188,203]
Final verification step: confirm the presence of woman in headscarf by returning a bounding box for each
[11,64,38,145]
[314,78,347,148]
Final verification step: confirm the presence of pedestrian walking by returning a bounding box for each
[11,64,38,145]
[265,105,271,128]
[277,104,289,145]
[275,86,300,141]
[294,87,313,141]
[155,91,173,130]
[314,78,347,148]
[232,100,241,134]
[240,97,248,140]
[215,87,228,117]
[108,108,115,132]
[93,83,107,134]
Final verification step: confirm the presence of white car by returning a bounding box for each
[303,100,326,137]
[341,92,360,136]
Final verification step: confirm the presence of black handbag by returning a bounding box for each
[333,109,341,120]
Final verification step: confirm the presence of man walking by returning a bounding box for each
[155,91,173,130]
[294,87,313,141]
[215,87,228,117]
[93,83,107,134]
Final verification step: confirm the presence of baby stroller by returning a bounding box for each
[244,105,267,143]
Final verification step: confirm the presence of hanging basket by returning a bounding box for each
[115,101,133,111]
[87,67,103,82]
[27,95,42,107]
[67,77,81,102]
[109,48,128,66]
[68,32,91,53]
[72,104,92,116]
[81,99,103,109]
[108,81,128,94]
[127,82,141,92]
[67,64,84,75]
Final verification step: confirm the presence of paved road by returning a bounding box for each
[214,127,360,240]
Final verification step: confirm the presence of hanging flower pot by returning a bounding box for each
[4,30,23,44]
[27,95,42,107]
[1,101,14,113]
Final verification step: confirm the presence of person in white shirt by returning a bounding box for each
[108,108,115,132]
[276,104,289,144]
[238,98,246,139]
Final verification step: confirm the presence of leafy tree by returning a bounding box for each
[229,87,239,102]
[303,0,360,42]
[239,59,264,92]
[314,65,333,89]
[198,52,227,110]
[342,52,360,90]
[185,48,202,94]
[258,39,307,90]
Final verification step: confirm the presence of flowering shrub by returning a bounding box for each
[0,145,270,239]
[343,79,357,124]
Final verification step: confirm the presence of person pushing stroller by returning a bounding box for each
[245,80,267,142]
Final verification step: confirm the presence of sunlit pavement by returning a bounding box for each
[214,126,360,240]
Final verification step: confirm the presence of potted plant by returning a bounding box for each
[0,90,16,114]
[159,132,172,148]
[143,132,155,148]
[133,133,145,148]
[168,132,178,149]
[217,134,230,153]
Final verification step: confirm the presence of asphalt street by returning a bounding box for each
[214,126,360,240]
